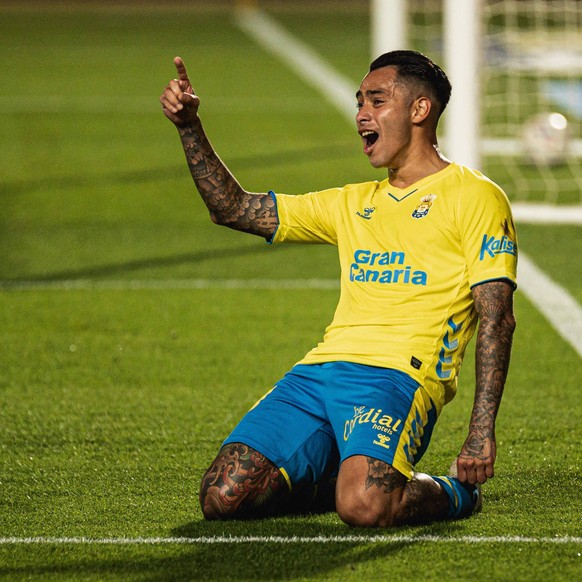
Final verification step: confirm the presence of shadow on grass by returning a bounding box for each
[0,521,460,581]
[0,242,282,283]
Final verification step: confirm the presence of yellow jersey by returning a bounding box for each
[271,163,518,411]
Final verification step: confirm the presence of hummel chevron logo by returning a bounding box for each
[356,207,376,220]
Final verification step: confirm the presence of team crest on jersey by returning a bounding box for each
[412,195,437,219]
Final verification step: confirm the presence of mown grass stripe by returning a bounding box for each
[0,279,339,291]
[0,535,580,545]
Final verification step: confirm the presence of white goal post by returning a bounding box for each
[442,0,480,170]
[370,0,407,58]
[371,0,481,169]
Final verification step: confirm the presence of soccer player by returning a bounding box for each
[160,50,517,527]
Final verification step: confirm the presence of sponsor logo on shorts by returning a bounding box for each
[373,433,391,450]
[344,406,403,443]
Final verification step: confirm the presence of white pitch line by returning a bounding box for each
[234,8,582,361]
[234,8,357,121]
[518,252,582,359]
[0,535,580,545]
[511,203,582,225]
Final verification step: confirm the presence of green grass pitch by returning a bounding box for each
[0,2,580,580]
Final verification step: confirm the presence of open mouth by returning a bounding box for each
[361,130,379,152]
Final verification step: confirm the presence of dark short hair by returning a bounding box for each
[369,50,452,117]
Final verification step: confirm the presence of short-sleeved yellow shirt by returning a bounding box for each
[271,163,518,411]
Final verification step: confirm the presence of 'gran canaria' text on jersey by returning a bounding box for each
[350,249,428,285]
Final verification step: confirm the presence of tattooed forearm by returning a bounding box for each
[177,122,278,238]
[466,282,516,454]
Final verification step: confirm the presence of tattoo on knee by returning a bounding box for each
[200,443,285,517]
[364,457,406,494]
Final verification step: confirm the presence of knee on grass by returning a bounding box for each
[336,488,406,528]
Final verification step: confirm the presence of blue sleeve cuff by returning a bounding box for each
[266,190,280,245]
[470,277,517,291]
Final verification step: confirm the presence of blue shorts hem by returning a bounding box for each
[222,434,284,470]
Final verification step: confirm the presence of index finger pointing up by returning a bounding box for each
[174,56,189,81]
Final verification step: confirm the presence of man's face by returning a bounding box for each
[356,67,414,169]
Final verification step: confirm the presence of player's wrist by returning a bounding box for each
[175,115,201,130]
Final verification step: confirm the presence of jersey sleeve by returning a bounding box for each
[457,173,518,289]
[270,188,341,245]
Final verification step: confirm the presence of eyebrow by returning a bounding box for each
[355,89,389,99]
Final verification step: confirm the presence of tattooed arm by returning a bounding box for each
[456,280,516,485]
[160,57,278,240]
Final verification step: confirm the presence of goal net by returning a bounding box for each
[391,0,582,206]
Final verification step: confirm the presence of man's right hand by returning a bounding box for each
[160,57,200,126]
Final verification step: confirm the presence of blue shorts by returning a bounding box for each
[223,362,438,489]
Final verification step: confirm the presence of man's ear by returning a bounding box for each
[411,96,432,124]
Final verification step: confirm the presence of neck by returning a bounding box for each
[387,143,450,189]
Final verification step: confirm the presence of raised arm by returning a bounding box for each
[456,280,516,485]
[160,57,278,240]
